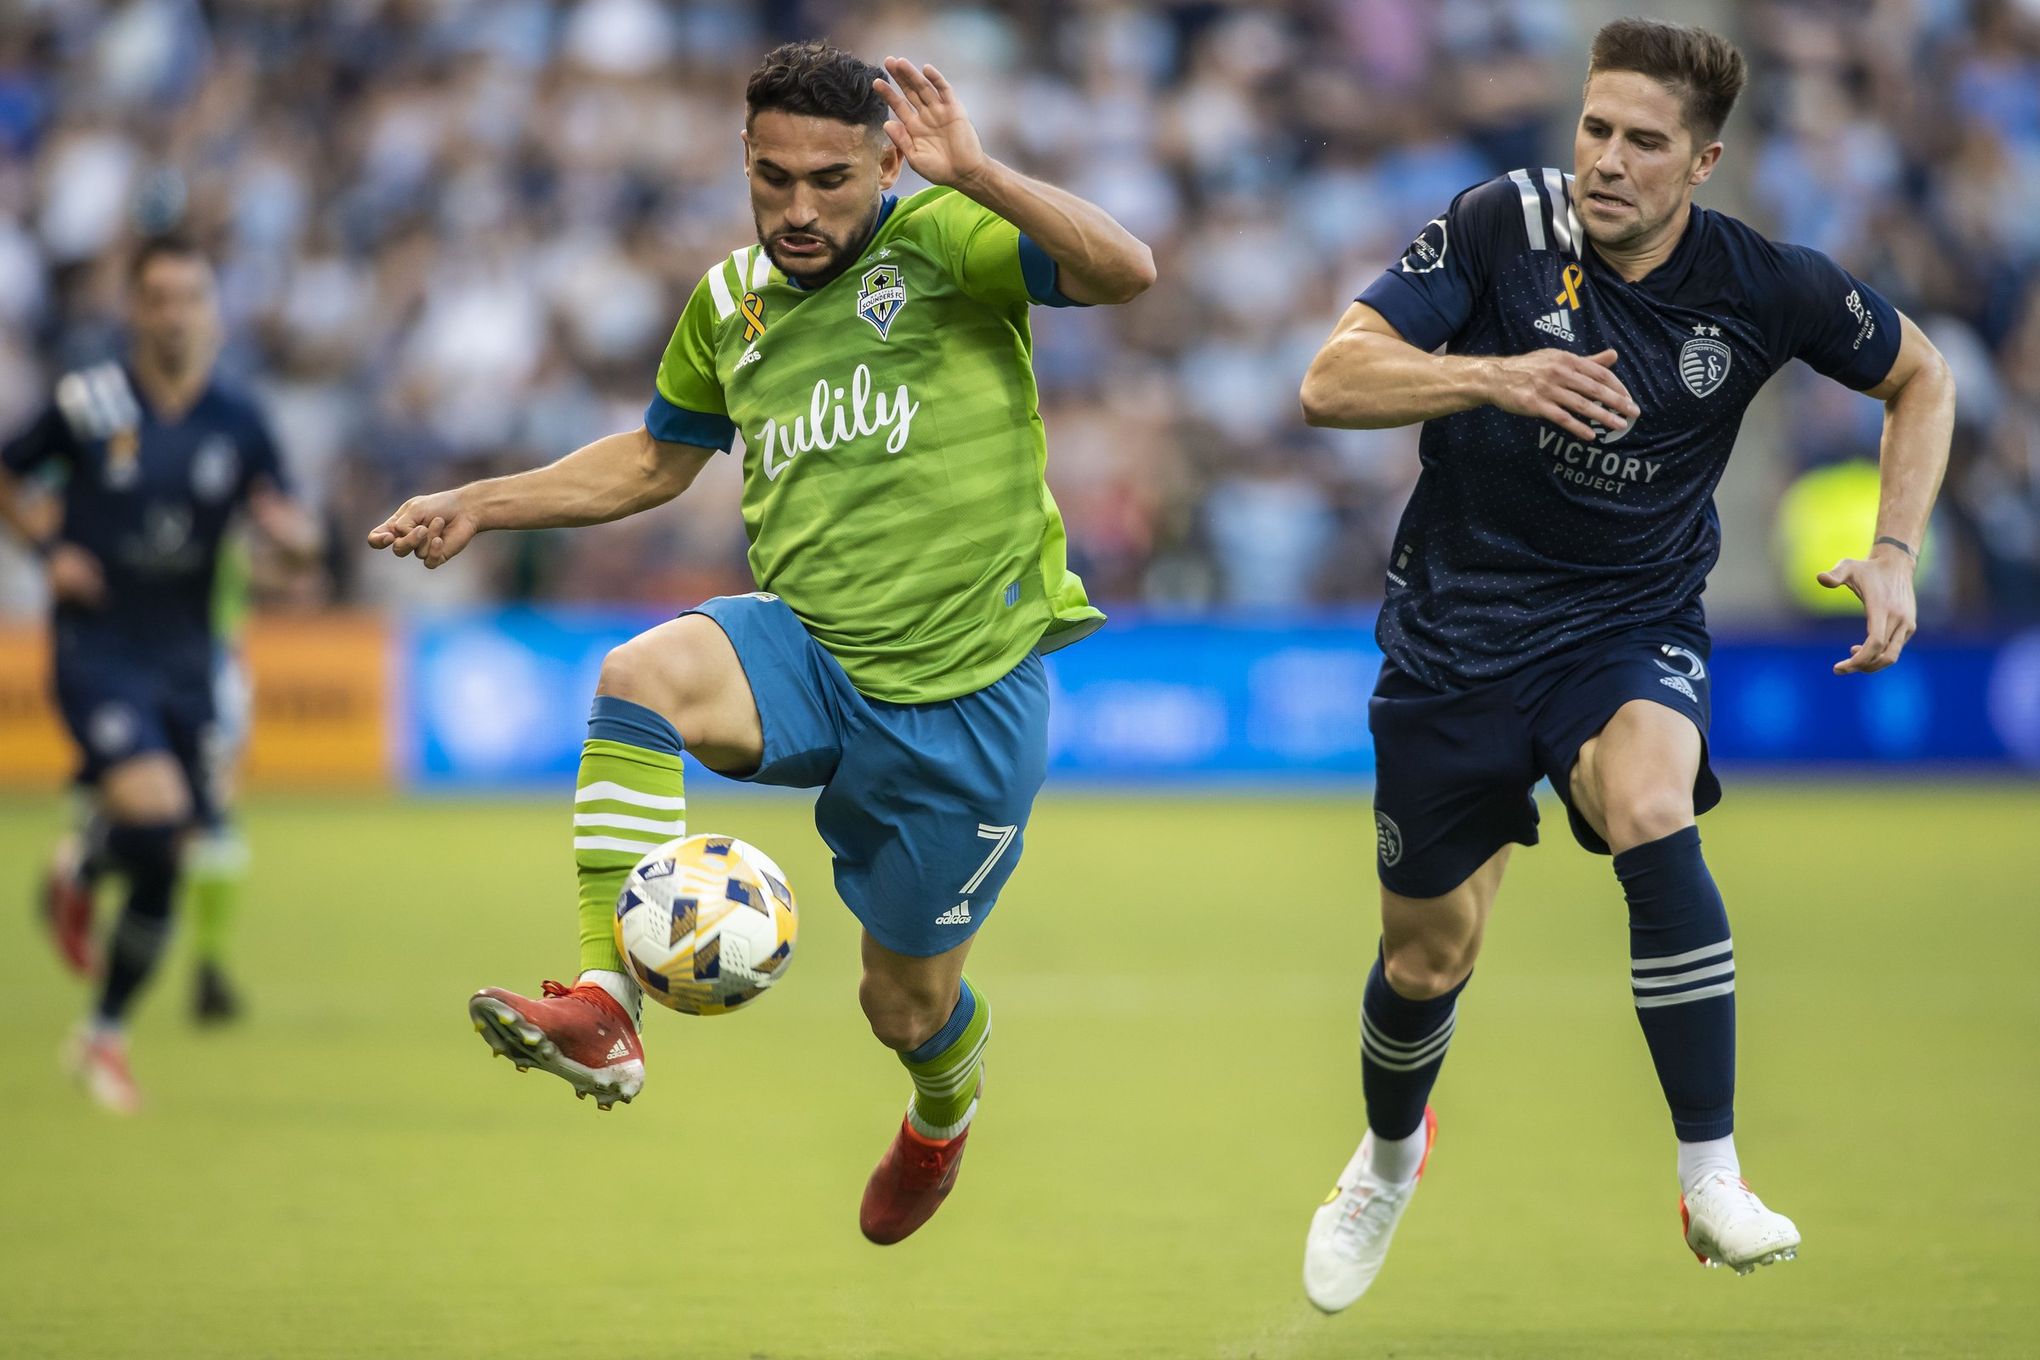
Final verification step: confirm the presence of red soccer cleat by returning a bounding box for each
[859,1116,973,1245]
[468,980,644,1109]
[41,848,97,978]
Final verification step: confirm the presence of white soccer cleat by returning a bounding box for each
[1303,1106,1436,1313]
[64,1025,142,1116]
[1680,1173,1801,1275]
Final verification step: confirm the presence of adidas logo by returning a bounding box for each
[735,344,763,369]
[1533,308,1575,342]
[1660,675,1698,702]
[604,1038,630,1061]
[934,902,972,926]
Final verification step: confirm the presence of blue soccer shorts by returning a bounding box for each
[684,593,1050,958]
[52,644,221,826]
[1368,622,1722,898]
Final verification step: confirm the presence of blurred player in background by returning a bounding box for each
[37,531,259,1024]
[0,237,321,1112]
[369,42,1152,1243]
[1296,18,1954,1307]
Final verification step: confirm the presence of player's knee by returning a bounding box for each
[1382,935,1476,1001]
[858,973,951,1052]
[1605,786,1695,852]
[595,636,671,710]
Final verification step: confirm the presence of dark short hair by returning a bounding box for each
[1587,18,1747,144]
[745,41,888,132]
[129,234,208,283]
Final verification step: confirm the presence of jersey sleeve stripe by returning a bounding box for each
[1542,168,1577,256]
[750,249,771,289]
[644,390,736,452]
[1561,173,1583,256]
[706,264,737,320]
[1507,169,1548,251]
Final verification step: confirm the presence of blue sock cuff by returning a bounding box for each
[586,695,684,755]
[906,982,977,1064]
[1612,824,1702,880]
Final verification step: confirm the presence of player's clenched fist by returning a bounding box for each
[1484,347,1641,444]
[366,489,479,569]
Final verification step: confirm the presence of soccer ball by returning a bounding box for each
[614,834,798,1015]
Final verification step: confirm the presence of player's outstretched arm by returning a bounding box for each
[1817,312,1955,675]
[366,427,714,570]
[873,58,1155,305]
[1301,302,1639,439]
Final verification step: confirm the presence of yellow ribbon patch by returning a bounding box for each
[740,292,766,342]
[1554,263,1584,311]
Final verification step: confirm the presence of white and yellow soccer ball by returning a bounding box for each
[614,834,798,1016]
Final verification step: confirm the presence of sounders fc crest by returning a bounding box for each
[856,262,906,339]
[1679,326,1731,398]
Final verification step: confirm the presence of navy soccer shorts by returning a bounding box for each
[52,647,220,826]
[684,593,1050,958]
[1369,623,1723,898]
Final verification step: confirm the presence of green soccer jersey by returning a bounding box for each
[647,187,1103,704]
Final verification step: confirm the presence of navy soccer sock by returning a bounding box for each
[1615,826,1735,1141]
[1360,944,1467,1142]
[95,822,183,1025]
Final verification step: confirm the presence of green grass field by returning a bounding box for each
[3,785,2037,1358]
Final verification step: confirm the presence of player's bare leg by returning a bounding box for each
[470,615,762,1108]
[64,754,190,1114]
[1573,700,1799,1272]
[858,931,983,1244]
[1305,847,1508,1311]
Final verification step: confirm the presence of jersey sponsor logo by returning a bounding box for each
[1533,307,1575,342]
[856,262,907,339]
[1398,218,1449,274]
[757,363,920,481]
[1844,287,1876,351]
[1680,323,1731,398]
[1537,425,1661,496]
[1375,810,1403,867]
[1654,644,1707,681]
[1659,674,1698,703]
[191,434,240,503]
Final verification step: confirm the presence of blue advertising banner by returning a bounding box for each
[396,610,2040,788]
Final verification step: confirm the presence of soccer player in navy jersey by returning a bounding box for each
[1295,19,1955,1308]
[0,237,320,1113]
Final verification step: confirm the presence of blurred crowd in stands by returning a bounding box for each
[1,0,2036,618]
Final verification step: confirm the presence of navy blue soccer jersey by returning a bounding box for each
[1,361,288,674]
[1355,168,1903,691]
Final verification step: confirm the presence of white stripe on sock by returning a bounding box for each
[1359,1007,1456,1056]
[1634,980,1736,1009]
[1631,960,1736,991]
[572,812,684,836]
[575,781,686,811]
[1633,938,1733,972]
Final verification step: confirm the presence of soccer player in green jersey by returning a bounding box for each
[367,42,1153,1242]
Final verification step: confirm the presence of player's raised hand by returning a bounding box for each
[367,489,480,570]
[1487,348,1641,443]
[1819,542,1918,674]
[873,58,987,187]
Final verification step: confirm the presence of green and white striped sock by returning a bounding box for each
[574,699,688,992]
[901,977,989,1141]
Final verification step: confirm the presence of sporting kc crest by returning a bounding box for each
[856,263,907,339]
[1680,323,1731,398]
